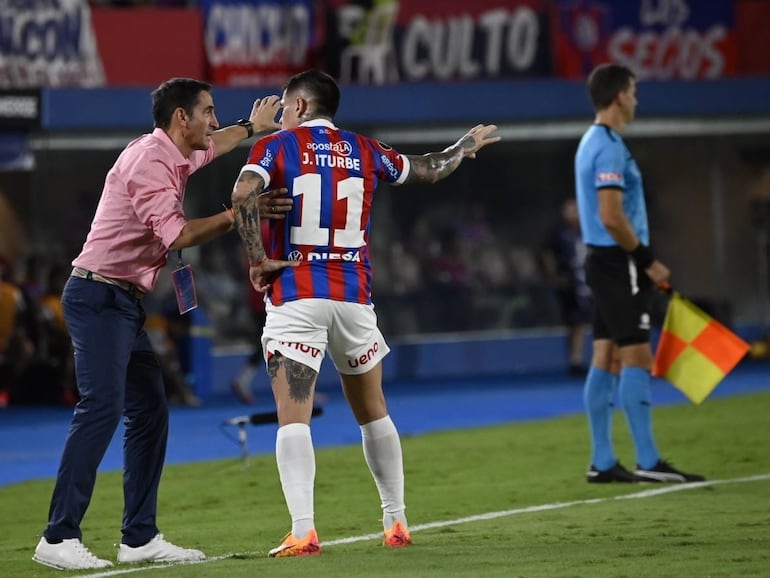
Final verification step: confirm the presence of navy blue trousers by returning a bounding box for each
[44,277,168,547]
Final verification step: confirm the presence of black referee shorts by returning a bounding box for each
[585,245,652,346]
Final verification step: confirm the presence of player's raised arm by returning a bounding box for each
[403,124,500,185]
[211,96,282,158]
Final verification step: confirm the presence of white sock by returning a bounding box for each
[276,423,315,537]
[360,415,407,529]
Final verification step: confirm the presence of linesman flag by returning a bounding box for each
[653,292,749,404]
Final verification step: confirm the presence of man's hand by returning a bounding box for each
[258,188,293,220]
[405,124,501,185]
[645,260,670,287]
[249,96,282,134]
[249,259,300,292]
[456,124,501,159]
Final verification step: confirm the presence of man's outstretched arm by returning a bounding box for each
[404,124,500,185]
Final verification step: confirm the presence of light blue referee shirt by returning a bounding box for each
[574,124,649,246]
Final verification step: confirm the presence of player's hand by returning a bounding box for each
[258,188,293,220]
[645,260,670,287]
[249,259,300,292]
[223,205,236,231]
[458,124,501,159]
[249,95,281,134]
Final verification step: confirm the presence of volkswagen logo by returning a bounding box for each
[287,250,303,263]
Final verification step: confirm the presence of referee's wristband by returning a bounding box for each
[630,243,655,269]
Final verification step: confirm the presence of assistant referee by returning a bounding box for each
[574,63,704,485]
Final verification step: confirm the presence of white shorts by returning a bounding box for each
[261,298,390,375]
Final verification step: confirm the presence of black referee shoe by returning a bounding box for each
[634,459,706,483]
[586,461,641,483]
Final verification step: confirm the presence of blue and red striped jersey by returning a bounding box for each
[242,119,410,305]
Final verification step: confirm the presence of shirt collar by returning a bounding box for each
[299,118,337,130]
[151,127,192,168]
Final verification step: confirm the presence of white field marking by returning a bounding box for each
[72,473,770,578]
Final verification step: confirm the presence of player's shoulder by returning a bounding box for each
[349,130,398,155]
[257,129,291,146]
[327,128,397,158]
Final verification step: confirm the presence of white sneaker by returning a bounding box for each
[117,533,206,564]
[32,537,113,570]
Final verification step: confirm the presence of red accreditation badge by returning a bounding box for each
[171,264,198,314]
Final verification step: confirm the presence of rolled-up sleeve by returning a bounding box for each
[128,159,187,249]
[190,141,216,172]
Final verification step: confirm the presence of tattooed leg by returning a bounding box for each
[268,352,319,424]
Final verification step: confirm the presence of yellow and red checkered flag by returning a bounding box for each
[653,292,749,404]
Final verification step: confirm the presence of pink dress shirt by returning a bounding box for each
[73,128,215,293]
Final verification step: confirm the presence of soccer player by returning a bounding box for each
[575,63,704,484]
[230,69,500,556]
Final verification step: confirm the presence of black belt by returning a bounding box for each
[586,245,626,257]
[71,267,145,300]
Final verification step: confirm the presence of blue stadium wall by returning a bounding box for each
[196,325,763,397]
[208,329,589,397]
[40,77,770,130]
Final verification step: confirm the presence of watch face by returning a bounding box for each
[238,119,253,137]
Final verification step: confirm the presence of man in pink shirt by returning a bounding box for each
[33,77,296,571]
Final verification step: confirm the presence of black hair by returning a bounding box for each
[151,78,212,129]
[284,69,340,118]
[587,63,635,111]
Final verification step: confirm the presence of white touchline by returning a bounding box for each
[72,472,770,578]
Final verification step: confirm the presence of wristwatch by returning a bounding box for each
[236,118,254,139]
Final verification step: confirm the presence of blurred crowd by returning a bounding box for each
[369,204,555,336]
[0,256,76,408]
[0,188,581,408]
[193,200,571,342]
[0,255,201,408]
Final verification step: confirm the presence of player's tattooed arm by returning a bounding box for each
[403,124,501,185]
[231,170,266,265]
[404,146,466,184]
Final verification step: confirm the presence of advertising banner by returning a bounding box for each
[735,0,770,75]
[200,0,322,87]
[0,0,105,88]
[331,0,551,84]
[0,90,40,130]
[90,8,205,86]
[551,0,737,79]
